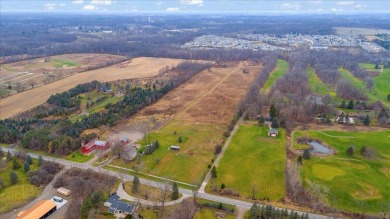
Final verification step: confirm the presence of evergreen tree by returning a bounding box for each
[347,146,354,156]
[297,155,303,165]
[269,105,277,119]
[258,115,265,126]
[387,94,390,102]
[347,99,354,109]
[271,117,279,128]
[210,166,217,178]
[132,175,140,193]
[249,202,259,219]
[90,191,103,207]
[25,154,33,165]
[12,158,21,170]
[221,183,225,190]
[178,136,182,143]
[303,149,311,160]
[9,171,18,184]
[171,182,179,200]
[363,115,370,126]
[279,117,286,128]
[38,156,43,166]
[23,161,30,172]
[340,99,346,108]
[7,151,12,161]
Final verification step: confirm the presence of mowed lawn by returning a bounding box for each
[111,119,225,183]
[360,63,390,104]
[306,67,336,97]
[211,124,286,200]
[339,68,389,106]
[294,130,390,213]
[0,158,42,214]
[261,59,289,92]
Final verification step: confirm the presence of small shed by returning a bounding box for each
[267,129,279,137]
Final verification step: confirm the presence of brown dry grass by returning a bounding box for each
[105,61,262,136]
[0,57,184,119]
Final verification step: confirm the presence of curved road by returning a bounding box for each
[0,147,333,219]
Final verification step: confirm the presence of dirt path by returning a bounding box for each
[175,63,243,119]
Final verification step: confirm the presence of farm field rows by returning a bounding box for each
[207,123,286,201]
[105,61,262,183]
[0,54,126,94]
[0,57,185,119]
[293,130,390,213]
[261,59,288,92]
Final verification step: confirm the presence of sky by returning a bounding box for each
[1,0,389,13]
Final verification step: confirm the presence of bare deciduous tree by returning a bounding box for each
[176,198,197,219]
[158,180,172,218]
[110,138,124,159]
[251,184,257,200]
[28,79,36,88]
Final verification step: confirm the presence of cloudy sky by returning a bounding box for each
[1,0,389,13]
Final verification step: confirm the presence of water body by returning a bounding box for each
[308,141,332,154]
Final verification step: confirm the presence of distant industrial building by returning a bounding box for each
[17,200,56,219]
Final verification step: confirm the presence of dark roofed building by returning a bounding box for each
[104,194,138,218]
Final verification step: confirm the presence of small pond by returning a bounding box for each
[308,141,332,154]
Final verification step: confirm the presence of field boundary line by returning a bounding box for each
[106,164,197,188]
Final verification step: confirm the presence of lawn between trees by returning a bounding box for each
[110,119,225,184]
[293,130,390,213]
[206,123,286,201]
[0,155,41,214]
[261,59,289,92]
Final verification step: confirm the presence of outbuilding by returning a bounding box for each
[17,200,57,219]
[169,145,180,151]
[267,129,279,137]
[57,187,71,197]
[82,139,110,155]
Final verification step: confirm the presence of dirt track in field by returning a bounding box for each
[103,61,263,137]
[0,57,184,119]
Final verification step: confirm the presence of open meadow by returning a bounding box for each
[206,123,286,201]
[306,67,336,97]
[105,61,262,183]
[0,57,185,119]
[261,59,288,92]
[293,130,390,213]
[360,63,390,104]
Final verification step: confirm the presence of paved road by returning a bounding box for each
[199,116,243,193]
[0,147,333,219]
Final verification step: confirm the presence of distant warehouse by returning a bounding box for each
[17,200,56,219]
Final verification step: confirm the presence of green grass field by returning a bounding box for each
[111,120,225,183]
[65,151,93,163]
[339,68,390,106]
[261,59,289,92]
[360,63,390,105]
[0,158,42,214]
[208,123,286,201]
[293,130,390,213]
[306,67,336,97]
[52,58,81,68]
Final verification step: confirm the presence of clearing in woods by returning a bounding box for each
[294,130,390,213]
[105,61,262,183]
[0,57,185,119]
[359,63,390,104]
[261,59,288,92]
[306,66,336,97]
[206,123,286,201]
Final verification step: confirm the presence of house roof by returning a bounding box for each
[268,129,279,134]
[95,140,107,146]
[83,139,108,150]
[109,201,136,213]
[106,194,120,204]
[17,200,56,219]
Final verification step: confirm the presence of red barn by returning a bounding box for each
[81,139,110,155]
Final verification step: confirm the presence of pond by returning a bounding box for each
[308,141,332,154]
